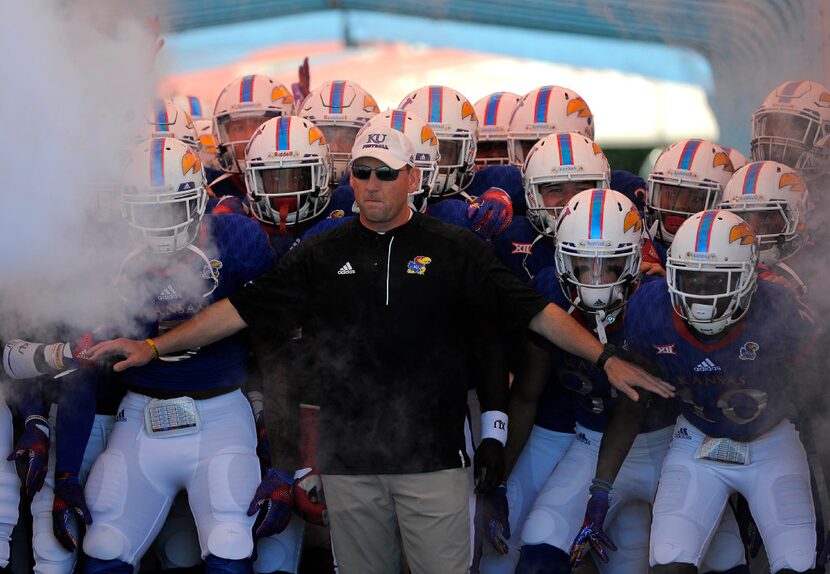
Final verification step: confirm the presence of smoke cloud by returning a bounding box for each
[0,0,161,338]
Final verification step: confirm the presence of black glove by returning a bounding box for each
[474,438,505,495]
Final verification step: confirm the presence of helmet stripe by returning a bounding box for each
[429,86,443,123]
[391,110,406,132]
[778,80,803,103]
[677,139,702,170]
[276,117,291,150]
[154,100,169,132]
[240,75,255,103]
[330,81,345,114]
[557,133,574,165]
[188,96,202,117]
[694,210,718,252]
[742,162,763,195]
[151,138,165,187]
[534,86,552,123]
[484,93,502,126]
[588,188,606,239]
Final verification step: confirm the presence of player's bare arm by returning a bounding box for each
[87,298,247,371]
[528,303,675,401]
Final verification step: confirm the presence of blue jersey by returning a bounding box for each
[469,165,525,216]
[121,214,273,393]
[492,216,555,283]
[301,214,353,241]
[426,197,474,229]
[527,266,576,433]
[625,279,814,439]
[610,170,647,213]
[321,184,356,219]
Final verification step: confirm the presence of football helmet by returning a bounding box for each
[507,85,594,167]
[721,146,747,171]
[473,92,521,167]
[119,138,207,254]
[398,85,478,197]
[173,94,216,155]
[666,210,759,336]
[143,99,199,150]
[647,138,735,245]
[750,80,830,175]
[298,80,380,181]
[719,161,809,265]
[555,189,643,320]
[213,74,295,173]
[524,132,611,236]
[245,116,332,229]
[357,109,440,212]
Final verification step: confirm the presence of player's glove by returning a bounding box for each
[474,438,505,495]
[291,57,310,104]
[254,411,272,472]
[293,468,328,526]
[483,482,511,554]
[52,471,92,552]
[570,480,617,565]
[466,187,513,240]
[8,415,50,496]
[247,468,294,538]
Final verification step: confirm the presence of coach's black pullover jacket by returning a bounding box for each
[230,211,547,474]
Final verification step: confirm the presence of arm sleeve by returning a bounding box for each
[54,370,98,476]
[228,237,314,338]
[463,234,548,336]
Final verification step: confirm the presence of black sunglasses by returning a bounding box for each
[351,164,408,182]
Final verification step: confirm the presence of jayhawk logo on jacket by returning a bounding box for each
[407,256,432,275]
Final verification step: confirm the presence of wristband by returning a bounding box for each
[25,415,50,439]
[595,343,618,372]
[589,478,613,493]
[145,338,160,360]
[481,410,508,446]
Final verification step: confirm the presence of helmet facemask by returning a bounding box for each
[214,112,282,173]
[247,159,330,228]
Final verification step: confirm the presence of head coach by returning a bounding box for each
[89,124,674,574]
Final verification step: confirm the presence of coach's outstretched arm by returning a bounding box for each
[528,303,675,401]
[87,298,245,371]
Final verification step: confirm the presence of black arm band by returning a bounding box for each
[595,343,618,372]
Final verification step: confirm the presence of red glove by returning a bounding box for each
[467,187,513,239]
[294,469,328,526]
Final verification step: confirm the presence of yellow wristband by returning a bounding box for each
[145,338,160,360]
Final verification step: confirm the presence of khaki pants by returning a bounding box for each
[322,468,470,574]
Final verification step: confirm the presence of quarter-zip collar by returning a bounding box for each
[357,209,420,238]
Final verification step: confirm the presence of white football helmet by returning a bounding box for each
[667,210,759,336]
[398,85,478,197]
[245,116,332,229]
[173,94,216,155]
[647,138,735,245]
[719,161,809,265]
[299,80,380,182]
[720,146,748,171]
[120,138,207,254]
[555,189,643,320]
[524,132,611,236]
[143,99,199,150]
[750,80,830,175]
[213,74,295,173]
[473,92,521,167]
[507,85,595,167]
[357,109,440,212]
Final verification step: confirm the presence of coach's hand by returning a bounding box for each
[603,356,674,401]
[87,338,156,372]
